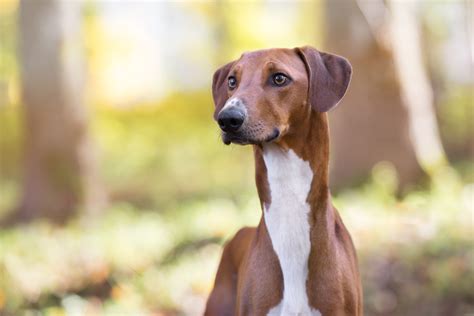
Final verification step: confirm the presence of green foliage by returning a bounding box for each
[438,85,474,161]
[92,91,254,210]
[0,196,261,314]
[336,167,473,315]
[0,2,18,82]
[0,104,22,179]
[1,154,472,314]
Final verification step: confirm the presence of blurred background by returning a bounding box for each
[0,0,472,315]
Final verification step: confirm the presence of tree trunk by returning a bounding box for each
[388,0,447,173]
[13,0,103,224]
[325,0,425,191]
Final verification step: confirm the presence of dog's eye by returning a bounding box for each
[228,76,237,90]
[272,73,289,86]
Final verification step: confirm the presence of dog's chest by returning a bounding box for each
[262,145,321,316]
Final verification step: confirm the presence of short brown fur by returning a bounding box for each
[205,47,362,316]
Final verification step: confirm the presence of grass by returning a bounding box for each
[0,167,472,315]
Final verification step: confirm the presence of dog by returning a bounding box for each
[205,46,362,316]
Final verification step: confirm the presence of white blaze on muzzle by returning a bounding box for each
[220,97,248,116]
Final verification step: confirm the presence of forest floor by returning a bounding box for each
[1,164,473,316]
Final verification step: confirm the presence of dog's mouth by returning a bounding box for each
[222,128,280,145]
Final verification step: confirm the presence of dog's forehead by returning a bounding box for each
[237,48,301,70]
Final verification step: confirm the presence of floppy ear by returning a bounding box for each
[295,46,352,112]
[212,61,234,119]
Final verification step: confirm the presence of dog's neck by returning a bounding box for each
[253,112,331,314]
[254,111,331,216]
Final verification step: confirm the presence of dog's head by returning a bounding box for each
[211,46,352,145]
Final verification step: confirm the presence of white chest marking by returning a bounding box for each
[263,145,321,316]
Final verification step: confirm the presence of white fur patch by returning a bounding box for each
[263,145,321,316]
[222,97,246,112]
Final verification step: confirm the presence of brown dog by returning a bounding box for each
[205,47,362,316]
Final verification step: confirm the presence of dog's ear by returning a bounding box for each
[295,46,352,112]
[212,61,234,119]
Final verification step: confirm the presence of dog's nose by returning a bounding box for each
[217,108,245,132]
